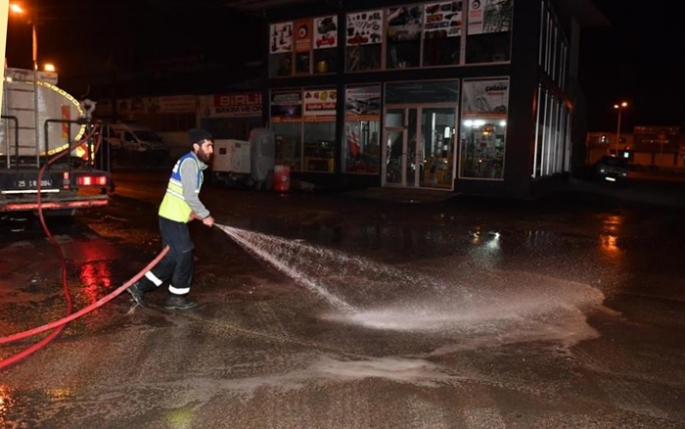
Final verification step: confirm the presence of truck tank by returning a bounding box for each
[1,67,86,159]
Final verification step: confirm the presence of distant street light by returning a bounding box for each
[613,102,628,156]
[44,63,55,72]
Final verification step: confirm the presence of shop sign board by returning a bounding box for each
[200,92,262,118]
[158,95,196,113]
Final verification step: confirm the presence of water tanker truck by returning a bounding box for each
[1,67,112,216]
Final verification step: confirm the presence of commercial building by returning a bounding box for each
[262,0,607,197]
[586,126,685,169]
[90,0,608,197]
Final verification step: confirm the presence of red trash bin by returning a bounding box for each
[273,165,290,192]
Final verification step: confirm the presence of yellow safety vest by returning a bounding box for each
[158,152,204,223]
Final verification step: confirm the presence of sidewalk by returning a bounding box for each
[342,178,685,208]
[564,177,685,207]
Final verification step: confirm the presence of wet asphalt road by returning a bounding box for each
[1,171,685,428]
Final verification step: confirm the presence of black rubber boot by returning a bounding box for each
[164,294,198,310]
[125,281,147,307]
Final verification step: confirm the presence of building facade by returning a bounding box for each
[586,126,685,169]
[262,0,607,197]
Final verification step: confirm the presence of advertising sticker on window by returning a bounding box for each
[294,19,313,53]
[387,6,423,42]
[468,0,513,35]
[270,22,293,54]
[270,92,302,122]
[314,15,338,49]
[303,89,337,122]
[347,10,384,45]
[462,78,509,119]
[424,1,462,38]
[345,86,381,121]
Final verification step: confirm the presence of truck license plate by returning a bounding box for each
[15,179,54,188]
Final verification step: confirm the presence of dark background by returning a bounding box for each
[5,0,684,132]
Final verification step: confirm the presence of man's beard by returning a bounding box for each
[196,150,211,164]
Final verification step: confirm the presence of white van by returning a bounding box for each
[103,122,169,156]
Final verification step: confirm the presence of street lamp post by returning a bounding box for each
[9,3,40,162]
[613,101,628,156]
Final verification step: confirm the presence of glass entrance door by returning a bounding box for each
[383,106,456,189]
[419,107,456,189]
[384,109,405,186]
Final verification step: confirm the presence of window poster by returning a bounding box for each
[387,6,423,42]
[314,15,338,49]
[303,89,337,121]
[345,86,381,121]
[346,10,384,45]
[270,22,293,54]
[270,92,302,122]
[468,0,512,35]
[294,19,313,53]
[424,1,462,37]
[462,78,509,118]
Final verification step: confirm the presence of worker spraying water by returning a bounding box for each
[120,125,355,313]
[215,223,355,313]
[125,128,216,311]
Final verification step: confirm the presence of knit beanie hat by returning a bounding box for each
[189,128,213,146]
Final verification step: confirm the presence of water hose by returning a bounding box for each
[0,125,169,370]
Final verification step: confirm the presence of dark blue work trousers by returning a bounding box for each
[144,217,194,296]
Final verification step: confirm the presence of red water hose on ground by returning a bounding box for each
[0,125,169,370]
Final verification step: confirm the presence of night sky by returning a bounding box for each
[580,0,685,132]
[5,0,684,132]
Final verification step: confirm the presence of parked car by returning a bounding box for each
[596,155,629,183]
[103,122,169,158]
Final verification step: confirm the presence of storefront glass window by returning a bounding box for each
[386,6,423,69]
[460,78,509,179]
[273,123,302,170]
[270,91,303,170]
[346,10,384,72]
[344,86,381,174]
[303,89,337,173]
[304,122,336,172]
[269,23,294,77]
[313,16,339,74]
[422,1,463,66]
[465,0,513,64]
